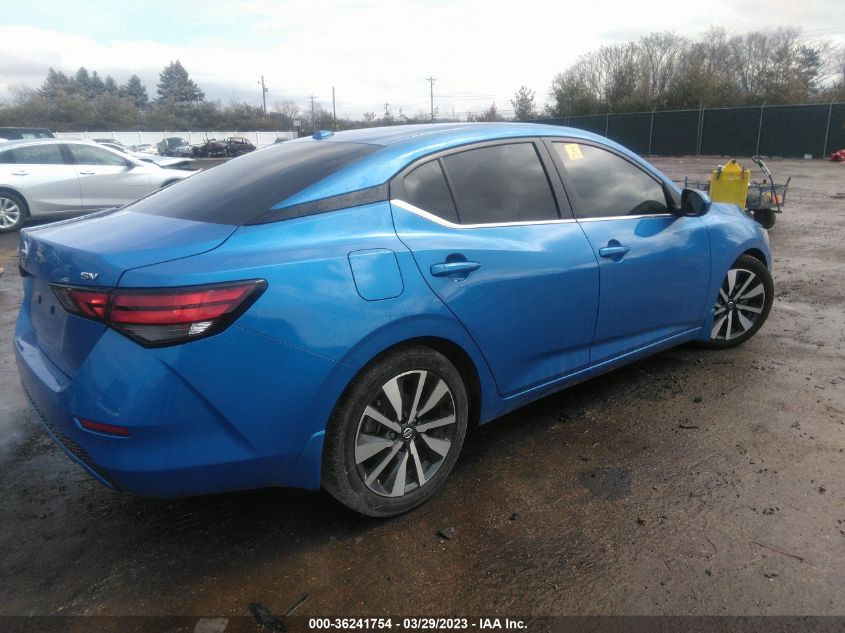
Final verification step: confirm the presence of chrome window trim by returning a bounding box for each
[577,213,675,222]
[390,198,577,229]
[391,199,673,227]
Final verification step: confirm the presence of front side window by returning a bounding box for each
[68,144,129,167]
[403,160,458,223]
[9,144,66,165]
[552,142,668,219]
[442,142,558,224]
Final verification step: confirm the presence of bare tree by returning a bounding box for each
[549,26,841,115]
[273,100,301,120]
[639,32,687,106]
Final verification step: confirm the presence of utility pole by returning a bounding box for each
[258,75,268,115]
[309,95,317,132]
[332,87,337,131]
[426,76,436,123]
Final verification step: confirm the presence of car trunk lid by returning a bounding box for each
[19,209,237,376]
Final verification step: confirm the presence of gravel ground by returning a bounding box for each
[0,156,842,619]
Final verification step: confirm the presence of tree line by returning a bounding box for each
[0,60,291,132]
[0,26,843,132]
[545,27,845,117]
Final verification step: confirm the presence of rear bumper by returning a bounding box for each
[14,304,351,497]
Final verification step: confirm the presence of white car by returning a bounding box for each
[97,141,195,169]
[0,139,194,232]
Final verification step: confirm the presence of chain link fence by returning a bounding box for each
[543,102,845,158]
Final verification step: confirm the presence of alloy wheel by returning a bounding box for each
[354,370,457,498]
[711,267,766,341]
[0,197,21,229]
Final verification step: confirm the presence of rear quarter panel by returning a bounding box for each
[118,202,501,484]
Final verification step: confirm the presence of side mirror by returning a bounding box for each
[681,188,711,216]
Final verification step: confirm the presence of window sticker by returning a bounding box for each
[563,143,584,161]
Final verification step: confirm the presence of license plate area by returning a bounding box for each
[29,278,107,377]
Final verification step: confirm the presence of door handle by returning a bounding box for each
[11,170,28,176]
[78,170,96,175]
[599,240,631,262]
[430,261,481,277]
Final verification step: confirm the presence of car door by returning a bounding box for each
[547,140,710,364]
[0,143,83,214]
[66,144,152,210]
[391,140,600,398]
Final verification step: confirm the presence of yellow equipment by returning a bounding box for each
[708,159,750,208]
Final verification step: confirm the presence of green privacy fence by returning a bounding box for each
[541,102,845,158]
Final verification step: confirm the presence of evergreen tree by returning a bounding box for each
[156,60,204,106]
[122,74,149,109]
[510,86,537,120]
[476,103,503,122]
[74,67,92,96]
[89,71,105,96]
[103,76,119,96]
[38,68,72,98]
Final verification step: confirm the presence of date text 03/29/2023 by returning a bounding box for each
[307,618,527,630]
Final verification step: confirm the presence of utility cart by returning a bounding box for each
[682,156,790,229]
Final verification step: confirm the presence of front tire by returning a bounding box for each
[0,191,27,233]
[754,209,777,229]
[701,255,773,349]
[322,346,468,517]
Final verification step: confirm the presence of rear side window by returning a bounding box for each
[403,160,458,223]
[68,144,128,166]
[443,143,558,224]
[127,141,381,225]
[8,144,65,165]
[552,143,668,218]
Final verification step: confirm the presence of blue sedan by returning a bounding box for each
[15,123,773,516]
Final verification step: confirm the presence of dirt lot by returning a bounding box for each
[0,157,842,620]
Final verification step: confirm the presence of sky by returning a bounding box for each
[1,0,844,120]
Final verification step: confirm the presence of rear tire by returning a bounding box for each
[700,255,773,349]
[322,346,468,517]
[754,209,777,229]
[0,191,27,233]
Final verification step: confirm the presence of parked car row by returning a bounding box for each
[0,138,194,232]
[157,136,257,158]
[96,141,195,170]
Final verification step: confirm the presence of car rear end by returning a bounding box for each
[14,208,278,492]
[14,137,391,496]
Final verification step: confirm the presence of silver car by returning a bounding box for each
[98,141,196,169]
[0,139,194,232]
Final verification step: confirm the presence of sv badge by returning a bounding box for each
[80,272,100,281]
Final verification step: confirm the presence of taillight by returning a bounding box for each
[52,280,266,347]
[54,287,110,320]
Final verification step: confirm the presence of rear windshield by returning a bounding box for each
[127,141,380,225]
